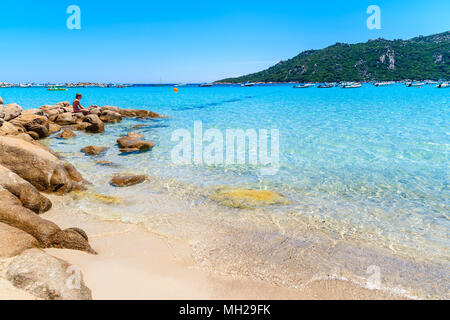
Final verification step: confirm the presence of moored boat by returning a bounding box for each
[406,82,425,87]
[341,82,362,88]
[293,83,315,88]
[317,83,334,88]
[374,81,395,86]
[48,86,68,91]
[437,82,449,88]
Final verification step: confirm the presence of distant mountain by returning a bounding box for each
[218,31,449,83]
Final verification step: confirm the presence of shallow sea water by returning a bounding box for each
[3,84,449,298]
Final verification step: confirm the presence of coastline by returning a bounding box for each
[40,197,403,300]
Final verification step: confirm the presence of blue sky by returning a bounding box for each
[0,0,449,83]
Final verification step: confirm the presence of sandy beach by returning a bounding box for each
[31,199,400,300]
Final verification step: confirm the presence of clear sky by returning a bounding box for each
[1,0,449,83]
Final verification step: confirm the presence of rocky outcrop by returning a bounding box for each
[101,106,162,118]
[0,136,85,193]
[22,108,45,116]
[6,249,92,300]
[56,128,76,139]
[0,223,39,258]
[9,133,60,158]
[0,186,95,253]
[99,110,122,123]
[49,123,62,134]
[117,132,156,153]
[0,96,3,104]
[83,114,104,133]
[111,174,147,187]
[0,120,24,136]
[81,146,108,155]
[53,112,80,125]
[0,165,52,214]
[0,103,22,121]
[10,114,50,138]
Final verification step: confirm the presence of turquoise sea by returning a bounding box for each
[2,84,449,298]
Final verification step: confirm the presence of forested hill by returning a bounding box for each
[218,31,449,83]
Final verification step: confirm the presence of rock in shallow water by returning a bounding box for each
[95,160,119,167]
[81,145,108,155]
[56,128,76,139]
[83,114,104,133]
[111,174,147,187]
[6,249,92,300]
[211,188,290,209]
[117,132,155,153]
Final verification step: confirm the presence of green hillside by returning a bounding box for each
[218,31,449,83]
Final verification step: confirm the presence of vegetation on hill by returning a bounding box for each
[218,31,449,83]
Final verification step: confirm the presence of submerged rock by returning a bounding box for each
[6,248,92,300]
[211,188,290,209]
[0,96,3,104]
[95,160,119,167]
[72,190,124,205]
[111,174,147,187]
[56,128,76,139]
[81,145,108,156]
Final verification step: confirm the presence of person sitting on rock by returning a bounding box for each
[73,93,90,115]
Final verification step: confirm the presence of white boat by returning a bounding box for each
[293,83,315,88]
[437,82,449,88]
[374,81,395,86]
[318,83,334,88]
[199,83,213,87]
[341,82,362,88]
[407,82,425,87]
[240,82,255,87]
[175,83,187,87]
